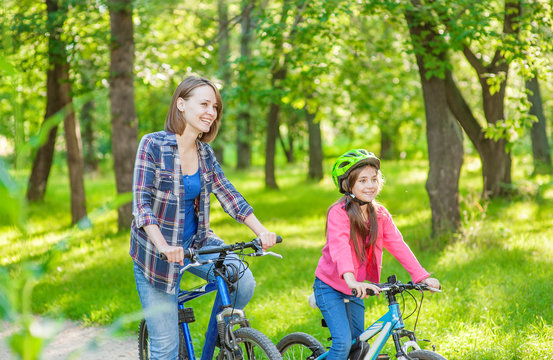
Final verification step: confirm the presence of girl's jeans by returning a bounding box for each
[134,244,255,360]
[313,277,365,360]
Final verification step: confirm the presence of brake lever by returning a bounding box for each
[247,250,283,259]
[179,259,211,274]
[263,251,283,259]
[416,283,442,293]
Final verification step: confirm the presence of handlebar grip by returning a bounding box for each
[352,288,376,297]
[160,249,192,262]
[276,235,283,243]
[366,288,376,296]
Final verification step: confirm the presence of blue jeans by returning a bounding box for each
[134,243,256,360]
[313,277,365,360]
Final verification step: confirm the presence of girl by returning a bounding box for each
[130,76,277,359]
[313,149,440,360]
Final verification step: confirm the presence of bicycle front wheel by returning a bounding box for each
[229,327,282,360]
[138,319,188,360]
[277,332,325,360]
[407,349,448,360]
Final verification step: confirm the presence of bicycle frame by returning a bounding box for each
[356,300,407,360]
[316,297,417,360]
[150,238,282,360]
[177,268,242,360]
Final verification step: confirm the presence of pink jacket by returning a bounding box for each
[315,202,430,295]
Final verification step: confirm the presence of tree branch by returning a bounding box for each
[194,2,256,49]
[491,0,521,69]
[462,45,486,76]
[445,70,483,150]
[287,0,310,43]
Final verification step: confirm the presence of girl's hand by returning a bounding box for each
[344,273,380,298]
[258,231,277,250]
[421,277,440,292]
[159,244,184,266]
[351,283,381,298]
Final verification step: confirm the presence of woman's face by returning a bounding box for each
[177,85,219,135]
[351,166,380,203]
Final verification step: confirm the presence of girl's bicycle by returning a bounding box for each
[138,237,284,360]
[277,275,446,360]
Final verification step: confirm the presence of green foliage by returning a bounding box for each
[3,157,553,358]
[0,160,26,230]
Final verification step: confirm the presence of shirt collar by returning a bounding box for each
[163,131,178,146]
[164,131,208,157]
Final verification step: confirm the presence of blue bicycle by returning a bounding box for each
[277,275,446,360]
[138,238,283,360]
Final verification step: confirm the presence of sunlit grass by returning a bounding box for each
[2,157,553,359]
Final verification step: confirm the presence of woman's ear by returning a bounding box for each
[176,97,186,112]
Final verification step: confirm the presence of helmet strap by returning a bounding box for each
[345,192,369,206]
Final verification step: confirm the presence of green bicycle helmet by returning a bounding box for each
[331,149,380,193]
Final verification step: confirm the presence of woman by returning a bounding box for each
[313,149,440,360]
[130,76,277,359]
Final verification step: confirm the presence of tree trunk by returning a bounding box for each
[265,0,296,188]
[444,71,510,197]
[28,0,88,226]
[526,75,551,173]
[82,98,98,172]
[109,0,138,230]
[379,125,397,160]
[287,130,294,164]
[60,65,87,224]
[81,61,98,172]
[27,101,59,201]
[419,78,463,236]
[265,100,281,189]
[405,2,463,237]
[306,106,323,180]
[236,0,254,169]
[265,61,287,189]
[419,77,463,236]
[450,0,521,197]
[27,0,65,202]
[480,74,511,195]
[213,0,231,164]
[277,126,294,164]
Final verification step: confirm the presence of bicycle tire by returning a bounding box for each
[277,332,325,360]
[406,349,448,360]
[138,319,188,360]
[227,327,282,360]
[138,319,149,360]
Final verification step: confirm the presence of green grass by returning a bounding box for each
[2,157,553,359]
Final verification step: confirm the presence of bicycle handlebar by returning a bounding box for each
[160,235,283,262]
[351,279,441,297]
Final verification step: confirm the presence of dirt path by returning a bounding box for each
[0,320,138,359]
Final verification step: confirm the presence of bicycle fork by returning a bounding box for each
[216,307,250,359]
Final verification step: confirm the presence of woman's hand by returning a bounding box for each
[258,231,277,250]
[421,277,440,292]
[343,273,380,298]
[143,225,185,266]
[159,244,184,266]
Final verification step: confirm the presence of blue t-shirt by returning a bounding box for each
[182,168,201,246]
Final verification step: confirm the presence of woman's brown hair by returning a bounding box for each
[165,76,223,143]
[327,159,383,263]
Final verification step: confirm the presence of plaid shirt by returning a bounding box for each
[130,131,254,294]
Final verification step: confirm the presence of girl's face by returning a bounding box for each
[351,166,380,203]
[177,85,219,135]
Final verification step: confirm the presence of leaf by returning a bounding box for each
[9,330,45,360]
[0,58,15,76]
[0,159,26,231]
